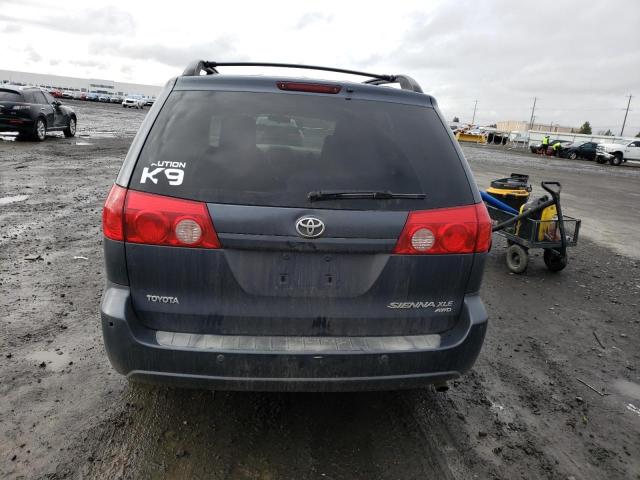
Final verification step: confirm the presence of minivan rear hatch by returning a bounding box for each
[123,84,479,337]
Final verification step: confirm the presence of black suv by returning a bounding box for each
[560,141,598,161]
[0,85,77,141]
[101,61,491,392]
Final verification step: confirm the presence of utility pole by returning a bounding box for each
[528,97,537,130]
[471,100,478,125]
[620,95,632,136]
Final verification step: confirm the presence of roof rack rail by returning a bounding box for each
[182,60,423,93]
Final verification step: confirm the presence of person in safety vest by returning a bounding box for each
[541,135,550,154]
[552,141,562,156]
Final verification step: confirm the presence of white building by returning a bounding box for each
[0,69,161,98]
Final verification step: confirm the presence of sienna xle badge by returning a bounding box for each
[100,61,491,392]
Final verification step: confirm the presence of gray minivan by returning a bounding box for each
[101,61,491,392]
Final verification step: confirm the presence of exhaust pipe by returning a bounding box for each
[433,381,449,393]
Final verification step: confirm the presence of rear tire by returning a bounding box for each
[543,249,568,272]
[63,117,76,138]
[506,244,528,274]
[33,117,46,141]
[569,152,577,160]
[610,153,623,166]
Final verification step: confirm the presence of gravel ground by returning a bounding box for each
[1,102,639,479]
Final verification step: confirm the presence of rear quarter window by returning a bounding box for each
[22,91,38,103]
[33,91,48,104]
[131,90,473,210]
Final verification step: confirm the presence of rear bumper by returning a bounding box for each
[100,283,488,392]
[0,118,33,131]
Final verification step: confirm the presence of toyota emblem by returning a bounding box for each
[295,216,325,238]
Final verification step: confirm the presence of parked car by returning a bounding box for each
[122,96,144,109]
[100,60,491,392]
[79,92,87,101]
[529,139,571,155]
[86,92,99,101]
[560,141,598,161]
[62,90,74,99]
[144,97,155,106]
[98,94,111,103]
[110,95,123,104]
[0,85,77,141]
[50,89,63,98]
[596,140,640,166]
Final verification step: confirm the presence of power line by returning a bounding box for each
[620,95,632,136]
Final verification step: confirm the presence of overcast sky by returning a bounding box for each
[2,0,639,133]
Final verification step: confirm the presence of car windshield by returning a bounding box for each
[132,90,473,210]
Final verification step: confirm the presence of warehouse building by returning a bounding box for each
[0,69,161,98]
[496,120,576,134]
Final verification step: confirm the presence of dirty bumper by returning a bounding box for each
[101,283,488,392]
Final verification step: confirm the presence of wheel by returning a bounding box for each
[596,156,606,164]
[505,244,528,274]
[122,104,126,108]
[63,117,76,137]
[610,153,623,166]
[543,249,568,272]
[33,117,46,141]
[569,152,577,160]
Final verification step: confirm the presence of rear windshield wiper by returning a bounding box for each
[307,190,426,202]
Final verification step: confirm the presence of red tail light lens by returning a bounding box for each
[124,190,220,248]
[393,203,491,255]
[102,186,220,248]
[474,203,492,252]
[277,81,341,94]
[102,184,127,241]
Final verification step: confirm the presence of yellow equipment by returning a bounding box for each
[516,199,559,241]
[455,131,487,144]
[486,173,531,211]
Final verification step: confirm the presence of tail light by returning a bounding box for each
[393,203,491,255]
[102,185,220,248]
[102,184,126,241]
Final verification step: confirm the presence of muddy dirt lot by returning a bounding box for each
[1,102,639,479]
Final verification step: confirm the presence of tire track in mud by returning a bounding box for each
[85,387,462,479]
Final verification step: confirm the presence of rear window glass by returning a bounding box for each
[132,90,473,210]
[0,90,23,102]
